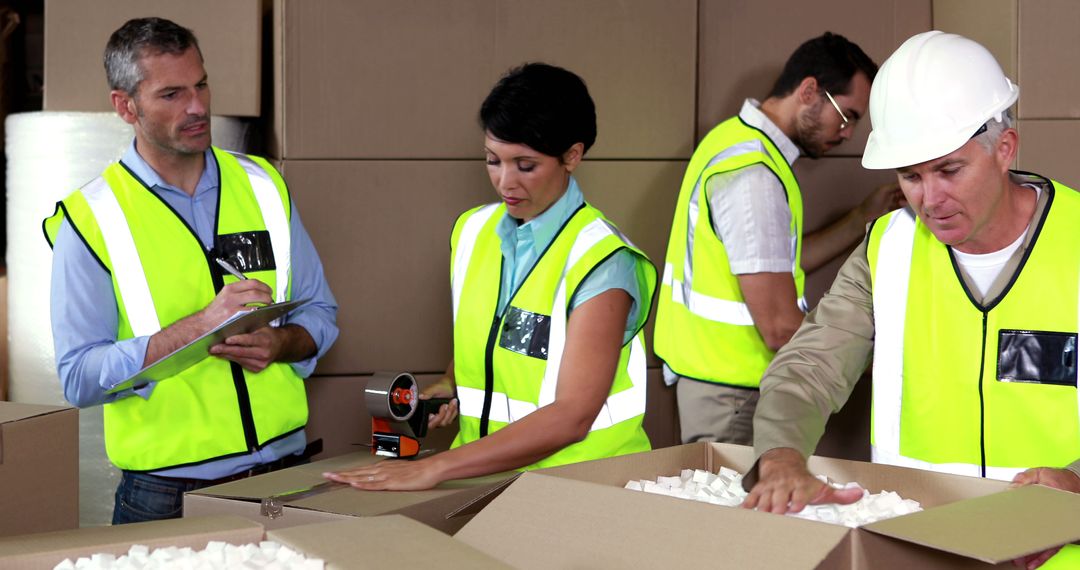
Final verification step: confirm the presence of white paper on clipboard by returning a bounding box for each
[107,298,310,394]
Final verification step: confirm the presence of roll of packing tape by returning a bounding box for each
[364,372,419,421]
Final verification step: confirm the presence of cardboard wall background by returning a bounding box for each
[278,1,936,459]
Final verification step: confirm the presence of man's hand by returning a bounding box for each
[1009,467,1080,569]
[210,326,287,372]
[856,182,907,224]
[421,377,458,431]
[742,447,863,514]
[198,280,273,330]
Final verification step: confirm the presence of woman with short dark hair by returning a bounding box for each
[327,63,656,490]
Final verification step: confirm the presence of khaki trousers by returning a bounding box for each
[676,377,759,445]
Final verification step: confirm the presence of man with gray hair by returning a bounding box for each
[743,31,1080,569]
[44,17,338,524]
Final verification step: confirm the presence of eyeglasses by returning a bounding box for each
[824,90,851,131]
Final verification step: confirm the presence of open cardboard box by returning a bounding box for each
[0,402,78,537]
[0,514,507,569]
[184,451,515,534]
[456,443,1080,569]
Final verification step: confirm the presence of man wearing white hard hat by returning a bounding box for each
[743,31,1080,569]
[654,32,904,447]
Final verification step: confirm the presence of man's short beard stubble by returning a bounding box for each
[793,99,830,160]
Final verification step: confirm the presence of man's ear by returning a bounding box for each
[995,128,1019,173]
[796,76,819,105]
[111,90,138,125]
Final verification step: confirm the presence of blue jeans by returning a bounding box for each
[112,471,206,525]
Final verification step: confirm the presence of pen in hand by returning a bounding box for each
[215,257,248,281]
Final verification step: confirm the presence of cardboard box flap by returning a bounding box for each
[456,472,852,569]
[863,484,1080,563]
[0,402,68,425]
[0,516,263,568]
[268,515,512,568]
[191,452,512,518]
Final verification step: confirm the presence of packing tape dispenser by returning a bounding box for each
[364,371,450,458]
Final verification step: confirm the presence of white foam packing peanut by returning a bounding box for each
[624,468,922,527]
[52,540,324,569]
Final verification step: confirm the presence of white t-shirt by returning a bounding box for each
[951,184,1041,299]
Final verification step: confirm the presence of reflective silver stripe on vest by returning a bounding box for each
[871,445,1023,481]
[672,140,805,322]
[82,177,161,337]
[230,153,291,303]
[458,218,647,429]
[871,209,916,464]
[452,204,500,322]
[663,261,754,325]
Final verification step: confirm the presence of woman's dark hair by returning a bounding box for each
[767,32,877,98]
[480,63,597,159]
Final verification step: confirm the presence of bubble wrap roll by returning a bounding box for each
[5,111,253,526]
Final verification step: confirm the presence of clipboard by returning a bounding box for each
[107,298,310,394]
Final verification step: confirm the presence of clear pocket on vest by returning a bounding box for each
[499,306,551,360]
[216,231,276,273]
[997,329,1077,386]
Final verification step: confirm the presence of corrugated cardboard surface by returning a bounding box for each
[937,0,1080,119]
[268,516,512,569]
[0,402,78,537]
[864,485,1080,564]
[793,157,899,306]
[697,0,931,154]
[932,0,1017,79]
[1018,0,1080,118]
[470,443,1080,568]
[0,515,262,570]
[270,0,695,159]
[43,0,261,116]
[287,159,682,375]
[184,451,513,534]
[1017,119,1080,187]
[459,471,853,570]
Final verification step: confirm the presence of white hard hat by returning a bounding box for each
[862,31,1019,170]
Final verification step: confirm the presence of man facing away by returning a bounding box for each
[44,17,338,524]
[655,32,903,445]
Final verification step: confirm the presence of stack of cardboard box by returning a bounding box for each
[935,0,1080,186]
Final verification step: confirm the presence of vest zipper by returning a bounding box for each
[978,312,988,478]
[207,247,261,453]
[479,314,501,438]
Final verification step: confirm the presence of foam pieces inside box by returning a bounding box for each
[626,468,922,527]
[54,541,323,570]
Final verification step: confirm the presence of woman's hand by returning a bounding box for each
[324,456,447,491]
[421,371,458,430]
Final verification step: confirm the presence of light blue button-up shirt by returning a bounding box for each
[494,177,643,341]
[49,141,339,479]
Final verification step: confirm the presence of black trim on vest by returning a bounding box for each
[939,171,1056,479]
[978,314,988,478]
[118,161,209,256]
[662,360,761,391]
[945,172,1055,313]
[116,425,305,473]
[735,116,801,206]
[47,201,112,275]
[568,245,658,348]
[119,151,266,456]
[479,202,588,437]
